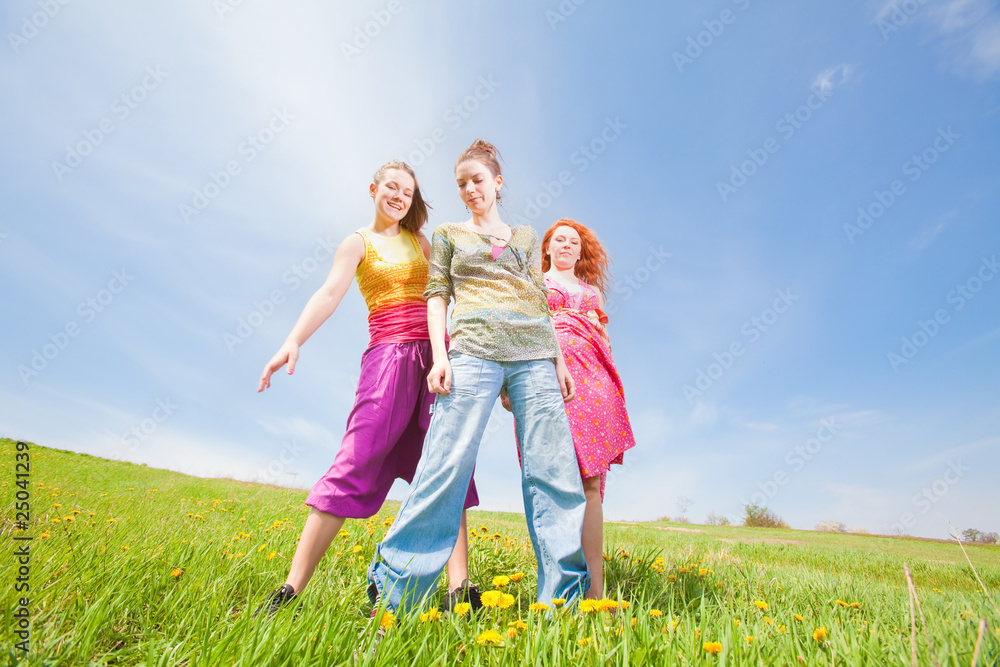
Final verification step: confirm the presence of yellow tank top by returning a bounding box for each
[354,228,428,315]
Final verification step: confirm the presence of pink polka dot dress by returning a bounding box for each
[546,275,635,500]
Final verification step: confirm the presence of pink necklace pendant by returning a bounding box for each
[491,245,504,260]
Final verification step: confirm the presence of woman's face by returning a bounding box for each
[455,159,502,215]
[548,225,582,270]
[370,169,414,222]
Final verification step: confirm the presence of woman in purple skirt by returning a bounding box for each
[253,161,480,615]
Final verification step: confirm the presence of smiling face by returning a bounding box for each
[547,224,582,271]
[370,168,414,222]
[455,159,502,215]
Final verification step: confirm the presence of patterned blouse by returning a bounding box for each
[424,222,559,362]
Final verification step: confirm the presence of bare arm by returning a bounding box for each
[258,234,365,392]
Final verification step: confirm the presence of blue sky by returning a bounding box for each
[2,0,998,540]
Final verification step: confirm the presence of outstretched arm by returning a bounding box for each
[258,234,365,392]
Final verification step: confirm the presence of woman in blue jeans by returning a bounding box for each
[367,139,590,611]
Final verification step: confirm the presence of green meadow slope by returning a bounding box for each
[1,439,997,666]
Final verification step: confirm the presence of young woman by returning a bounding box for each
[366,140,590,613]
[254,161,479,615]
[539,219,636,599]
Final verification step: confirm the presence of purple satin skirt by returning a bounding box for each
[306,340,479,518]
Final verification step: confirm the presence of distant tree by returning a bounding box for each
[961,528,981,543]
[980,532,998,545]
[815,521,846,533]
[705,512,731,526]
[676,496,692,515]
[742,503,789,529]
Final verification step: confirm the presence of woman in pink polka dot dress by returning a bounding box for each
[508,218,636,598]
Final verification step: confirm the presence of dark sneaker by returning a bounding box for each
[444,579,483,613]
[253,583,297,617]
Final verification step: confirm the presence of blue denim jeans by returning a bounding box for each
[367,353,590,611]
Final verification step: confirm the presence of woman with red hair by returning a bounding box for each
[539,219,635,599]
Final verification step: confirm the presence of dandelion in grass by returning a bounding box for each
[578,638,591,646]
[492,575,510,587]
[480,526,489,533]
[171,568,183,578]
[510,572,524,582]
[794,614,804,622]
[39,531,50,539]
[764,617,773,626]
[850,602,861,608]
[703,641,722,654]
[266,551,276,561]
[477,630,502,645]
[351,545,363,554]
[419,608,441,623]
[453,602,472,616]
[52,503,62,508]
[481,591,503,608]
[754,600,768,611]
[835,600,848,607]
[778,624,787,633]
[579,599,599,613]
[529,602,548,612]
[506,628,518,639]
[379,611,396,629]
[121,546,129,551]
[744,635,754,644]
[619,600,630,610]
[733,619,740,627]
[551,598,566,607]
[498,593,515,609]
[812,626,828,642]
[650,609,663,618]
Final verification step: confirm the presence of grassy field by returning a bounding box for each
[1,439,998,666]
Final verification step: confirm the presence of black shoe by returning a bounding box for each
[444,579,483,612]
[253,583,297,617]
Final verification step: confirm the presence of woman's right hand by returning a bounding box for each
[258,342,300,392]
[427,357,452,395]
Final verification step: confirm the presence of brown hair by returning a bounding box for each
[455,139,504,202]
[542,219,613,298]
[373,160,430,232]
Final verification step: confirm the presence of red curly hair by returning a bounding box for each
[541,219,612,298]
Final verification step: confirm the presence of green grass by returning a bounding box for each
[1,439,998,666]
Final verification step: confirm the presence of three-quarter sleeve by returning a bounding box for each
[423,226,454,303]
[524,227,551,308]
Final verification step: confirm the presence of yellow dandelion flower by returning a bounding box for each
[338,530,349,537]
[508,620,527,630]
[836,599,848,607]
[419,608,441,623]
[477,630,502,645]
[266,551,276,561]
[619,600,630,610]
[121,546,129,551]
[64,516,75,523]
[578,638,591,646]
[744,635,754,644]
[813,626,828,642]
[506,628,518,639]
[764,617,773,625]
[602,554,612,561]
[551,598,566,607]
[51,518,61,524]
[258,544,267,552]
[778,624,787,633]
[351,545,363,554]
[529,602,548,612]
[453,602,472,615]
[171,568,183,578]
[480,526,489,533]
[498,593,515,609]
[794,614,804,622]
[379,611,395,629]
[38,531,50,539]
[733,619,740,627]
[933,588,942,593]
[650,609,663,618]
[850,602,861,608]
[703,641,722,654]
[52,503,62,508]
[492,575,510,587]
[510,572,525,582]
[754,600,768,611]
[481,590,502,608]
[382,517,393,527]
[699,568,710,576]
[630,617,637,628]
[579,599,599,613]
[668,574,677,581]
